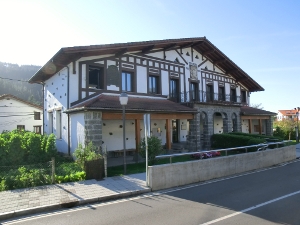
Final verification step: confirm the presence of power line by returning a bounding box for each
[0,76,28,82]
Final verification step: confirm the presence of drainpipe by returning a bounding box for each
[42,82,45,135]
[65,65,71,156]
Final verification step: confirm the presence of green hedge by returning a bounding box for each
[229,132,283,141]
[211,133,265,150]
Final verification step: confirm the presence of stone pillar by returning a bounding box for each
[223,117,230,133]
[84,111,102,153]
[187,113,201,151]
[266,117,273,136]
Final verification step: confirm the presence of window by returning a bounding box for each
[56,110,62,139]
[33,126,42,134]
[17,125,25,131]
[122,71,133,92]
[49,112,53,134]
[190,83,198,101]
[206,84,214,102]
[34,111,41,120]
[170,79,178,99]
[241,90,247,103]
[230,88,237,102]
[149,76,159,94]
[218,87,225,101]
[89,65,104,89]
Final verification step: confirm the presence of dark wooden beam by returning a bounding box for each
[236,77,249,82]
[226,69,238,74]
[175,49,188,65]
[179,42,194,49]
[141,45,155,54]
[115,48,127,57]
[198,59,208,67]
[191,41,204,47]
[213,58,226,65]
[163,43,177,51]
[202,49,215,56]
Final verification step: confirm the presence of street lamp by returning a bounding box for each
[119,92,128,174]
[295,107,300,143]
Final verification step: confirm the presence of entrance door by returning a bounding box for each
[172,120,179,143]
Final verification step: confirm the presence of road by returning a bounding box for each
[3,160,300,225]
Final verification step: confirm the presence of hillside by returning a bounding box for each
[0,62,42,105]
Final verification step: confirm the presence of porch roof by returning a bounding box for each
[241,106,276,116]
[28,37,264,92]
[66,94,197,114]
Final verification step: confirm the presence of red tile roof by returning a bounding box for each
[278,110,297,116]
[67,94,197,114]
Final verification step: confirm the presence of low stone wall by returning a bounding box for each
[148,145,296,191]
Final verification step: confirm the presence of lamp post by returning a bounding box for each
[119,92,128,174]
[295,107,300,143]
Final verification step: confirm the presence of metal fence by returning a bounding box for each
[0,158,55,192]
[155,141,292,164]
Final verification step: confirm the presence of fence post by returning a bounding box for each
[51,157,55,184]
[103,145,107,178]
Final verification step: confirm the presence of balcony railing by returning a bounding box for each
[179,91,242,105]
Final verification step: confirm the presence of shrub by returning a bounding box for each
[140,136,164,164]
[73,142,102,168]
[211,133,265,150]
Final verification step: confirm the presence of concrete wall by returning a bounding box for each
[148,145,296,191]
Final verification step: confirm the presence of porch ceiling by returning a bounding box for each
[28,37,264,92]
[66,94,197,114]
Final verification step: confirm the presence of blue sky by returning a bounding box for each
[1,0,300,113]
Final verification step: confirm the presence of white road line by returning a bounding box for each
[200,189,300,225]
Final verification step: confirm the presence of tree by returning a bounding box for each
[273,119,296,140]
[251,103,264,110]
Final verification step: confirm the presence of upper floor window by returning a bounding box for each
[218,86,225,101]
[231,88,237,102]
[170,79,178,99]
[241,90,247,103]
[34,111,41,120]
[122,71,133,92]
[206,84,214,102]
[190,82,199,101]
[89,65,104,89]
[149,76,159,94]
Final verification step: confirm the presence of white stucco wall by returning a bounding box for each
[214,115,223,134]
[70,113,85,155]
[136,66,147,93]
[0,97,43,133]
[161,70,169,96]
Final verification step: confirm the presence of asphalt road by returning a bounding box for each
[3,160,300,225]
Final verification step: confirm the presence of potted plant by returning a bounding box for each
[73,142,104,180]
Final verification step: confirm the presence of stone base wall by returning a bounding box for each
[84,111,102,153]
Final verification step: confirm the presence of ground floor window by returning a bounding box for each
[33,126,42,134]
[17,125,25,131]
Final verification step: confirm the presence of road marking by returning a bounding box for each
[3,159,300,224]
[200,189,300,225]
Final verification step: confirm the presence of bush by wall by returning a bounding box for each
[211,133,265,150]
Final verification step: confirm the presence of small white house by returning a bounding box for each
[0,94,43,133]
[277,109,300,121]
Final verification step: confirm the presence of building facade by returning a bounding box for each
[0,94,43,133]
[29,37,274,155]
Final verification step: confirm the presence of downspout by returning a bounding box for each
[66,65,71,156]
[42,82,45,135]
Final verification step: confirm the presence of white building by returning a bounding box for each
[277,109,300,121]
[0,94,43,133]
[29,37,275,155]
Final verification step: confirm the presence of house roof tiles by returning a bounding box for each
[29,37,264,92]
[66,94,197,114]
[241,106,276,116]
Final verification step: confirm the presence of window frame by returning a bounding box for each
[88,64,104,89]
[148,75,160,94]
[122,71,134,92]
[33,125,42,134]
[17,125,25,131]
[34,111,41,120]
[169,78,179,100]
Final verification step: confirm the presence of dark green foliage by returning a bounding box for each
[0,130,57,166]
[73,142,102,169]
[211,133,265,150]
[0,62,42,105]
[229,132,282,141]
[140,136,164,164]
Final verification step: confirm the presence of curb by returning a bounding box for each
[0,188,151,221]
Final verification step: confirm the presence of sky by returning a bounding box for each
[0,0,300,113]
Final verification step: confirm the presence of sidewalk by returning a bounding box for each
[0,173,150,221]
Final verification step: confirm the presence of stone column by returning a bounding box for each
[84,111,102,153]
[187,113,201,151]
[266,117,273,136]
